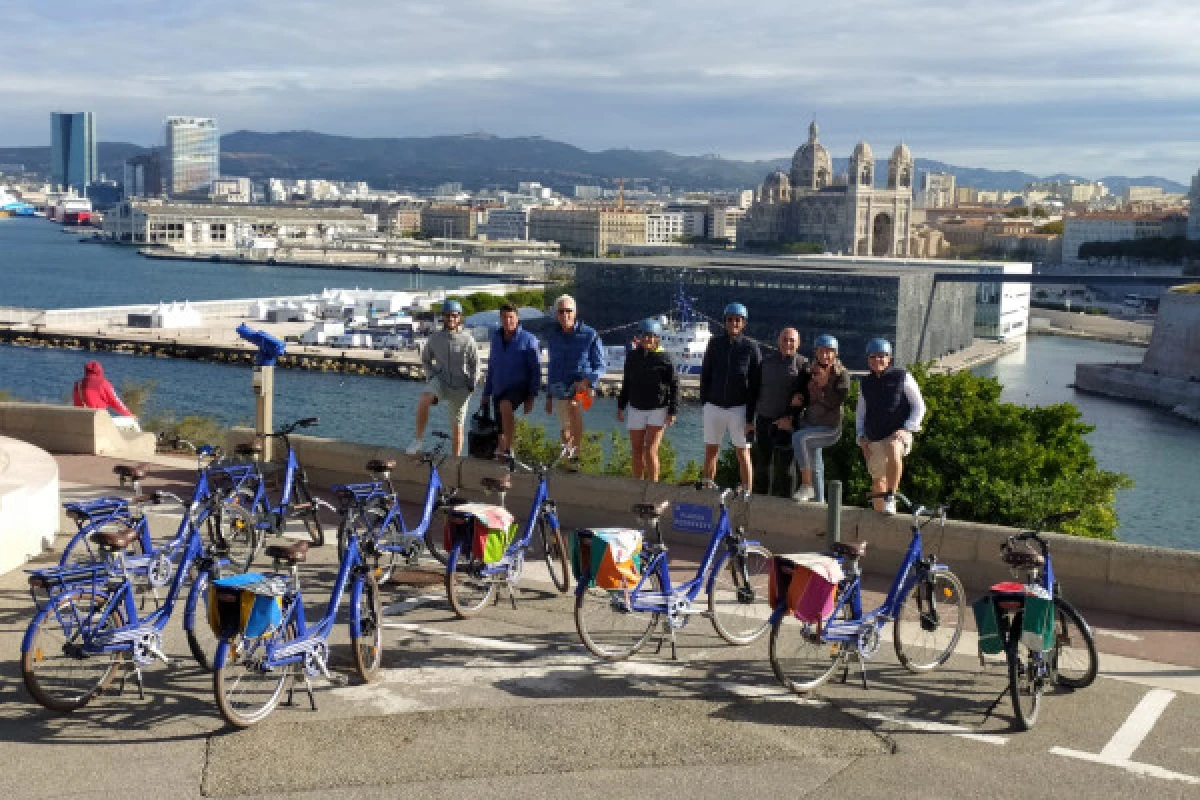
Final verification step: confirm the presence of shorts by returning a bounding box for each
[626,406,668,431]
[553,395,580,428]
[865,430,913,480]
[492,384,530,412]
[703,403,749,448]
[428,377,472,428]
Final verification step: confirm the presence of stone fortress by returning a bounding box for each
[737,121,914,256]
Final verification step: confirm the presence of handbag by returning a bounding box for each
[467,403,499,459]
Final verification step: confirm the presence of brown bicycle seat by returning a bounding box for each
[1002,550,1044,569]
[631,501,670,519]
[482,475,512,493]
[91,528,140,551]
[113,464,147,481]
[366,459,396,473]
[235,442,264,457]
[264,540,310,564]
[830,541,868,559]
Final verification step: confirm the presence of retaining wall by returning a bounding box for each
[0,403,156,459]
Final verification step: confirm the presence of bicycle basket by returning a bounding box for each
[769,554,843,625]
[442,503,516,564]
[570,528,642,589]
[208,572,286,640]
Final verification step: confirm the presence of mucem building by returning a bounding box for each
[572,256,976,370]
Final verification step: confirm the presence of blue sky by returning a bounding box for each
[3,0,1200,182]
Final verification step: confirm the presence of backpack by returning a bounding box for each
[468,404,500,459]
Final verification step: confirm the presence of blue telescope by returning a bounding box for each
[236,324,287,366]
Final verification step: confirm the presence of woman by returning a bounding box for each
[616,318,679,481]
[791,334,850,501]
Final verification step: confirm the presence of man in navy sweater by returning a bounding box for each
[856,338,926,514]
[699,302,762,489]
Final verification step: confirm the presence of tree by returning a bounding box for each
[1031,206,1049,219]
[1035,220,1063,235]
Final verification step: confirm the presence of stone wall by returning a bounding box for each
[0,403,156,459]
[1142,289,1200,379]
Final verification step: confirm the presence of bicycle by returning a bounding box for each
[21,486,232,711]
[573,484,774,661]
[443,448,572,618]
[976,510,1099,730]
[210,522,383,728]
[332,432,460,581]
[769,494,966,694]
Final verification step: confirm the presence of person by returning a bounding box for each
[699,302,761,489]
[616,318,679,482]
[544,294,606,466]
[409,299,480,456]
[856,338,926,515]
[480,303,541,459]
[72,361,139,429]
[751,328,806,498]
[792,334,851,501]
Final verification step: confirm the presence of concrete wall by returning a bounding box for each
[1075,363,1200,413]
[1142,289,1200,379]
[0,436,59,575]
[233,429,1200,626]
[0,403,156,459]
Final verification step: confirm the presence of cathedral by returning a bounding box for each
[737,122,915,256]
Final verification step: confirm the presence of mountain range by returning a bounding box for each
[0,131,1188,196]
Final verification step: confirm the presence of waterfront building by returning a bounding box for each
[102,200,372,247]
[646,211,686,244]
[165,117,219,198]
[479,208,532,240]
[527,208,647,256]
[973,262,1032,340]
[708,205,746,242]
[210,177,251,204]
[421,205,482,239]
[50,111,97,193]
[123,151,164,198]
[738,122,914,257]
[1062,212,1172,265]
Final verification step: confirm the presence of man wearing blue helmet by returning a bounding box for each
[409,298,480,456]
[855,338,925,515]
[699,301,761,488]
[617,318,679,482]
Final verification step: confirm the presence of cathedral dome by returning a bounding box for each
[851,140,874,163]
[790,120,833,189]
[891,143,912,163]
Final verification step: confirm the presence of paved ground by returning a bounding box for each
[1,454,1197,799]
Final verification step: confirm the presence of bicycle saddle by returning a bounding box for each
[1002,550,1044,569]
[482,475,512,493]
[265,540,309,564]
[366,459,396,474]
[90,527,140,551]
[234,442,263,457]
[830,541,867,559]
[631,501,670,519]
[113,464,147,481]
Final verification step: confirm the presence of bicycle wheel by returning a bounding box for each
[1008,637,1044,731]
[575,572,663,661]
[893,569,966,672]
[445,541,496,618]
[212,626,294,729]
[769,613,844,694]
[22,590,125,712]
[1051,598,1098,690]
[294,480,325,547]
[538,517,570,593]
[213,502,260,573]
[423,504,452,567]
[184,568,220,671]
[708,543,773,645]
[351,574,384,682]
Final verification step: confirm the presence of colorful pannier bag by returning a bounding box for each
[570,528,643,589]
[768,554,844,628]
[208,572,285,640]
[442,502,518,564]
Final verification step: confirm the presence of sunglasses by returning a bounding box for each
[725,316,745,323]
[557,308,576,315]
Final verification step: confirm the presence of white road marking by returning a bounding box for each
[383,594,441,615]
[384,622,540,651]
[719,682,825,705]
[1050,689,1200,785]
[863,712,1009,745]
[1092,627,1142,642]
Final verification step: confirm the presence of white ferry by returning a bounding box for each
[604,287,712,375]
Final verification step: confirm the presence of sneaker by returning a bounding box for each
[882,495,897,516]
[792,486,815,502]
[405,439,423,455]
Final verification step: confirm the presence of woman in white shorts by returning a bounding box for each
[616,319,680,481]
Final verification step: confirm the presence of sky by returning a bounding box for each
[3,0,1200,182]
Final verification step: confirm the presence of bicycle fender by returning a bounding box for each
[348,577,365,640]
[212,637,232,670]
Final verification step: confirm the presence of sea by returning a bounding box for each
[1,216,1197,551]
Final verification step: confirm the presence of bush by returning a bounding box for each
[512,419,698,483]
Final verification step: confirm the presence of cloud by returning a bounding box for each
[2,0,1198,180]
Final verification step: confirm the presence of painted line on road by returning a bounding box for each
[719,682,826,706]
[383,594,442,615]
[1092,627,1142,642]
[863,712,1009,745]
[384,621,540,652]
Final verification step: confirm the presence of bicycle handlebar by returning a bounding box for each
[272,417,319,436]
[507,444,572,476]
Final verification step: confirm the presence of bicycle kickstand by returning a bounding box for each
[651,619,679,661]
[114,663,147,700]
[505,581,519,610]
[838,652,870,690]
[285,673,319,712]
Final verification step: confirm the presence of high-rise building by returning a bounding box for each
[50,112,98,192]
[165,117,219,197]
[123,150,164,198]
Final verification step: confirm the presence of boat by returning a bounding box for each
[0,186,36,217]
[604,284,712,376]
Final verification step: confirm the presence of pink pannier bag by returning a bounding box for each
[769,554,845,628]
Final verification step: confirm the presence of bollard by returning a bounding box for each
[826,480,842,543]
[813,448,826,504]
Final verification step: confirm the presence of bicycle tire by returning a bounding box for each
[769,610,845,694]
[213,502,260,573]
[893,569,966,672]
[423,504,452,567]
[1008,634,1044,731]
[445,541,496,618]
[294,480,325,547]
[22,589,125,712]
[538,517,570,593]
[351,574,384,682]
[212,625,294,729]
[574,572,663,661]
[708,543,773,645]
[184,567,221,671]
[1051,598,1098,690]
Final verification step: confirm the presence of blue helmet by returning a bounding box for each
[865,337,893,356]
[723,302,748,320]
[443,299,463,314]
[814,334,839,352]
[638,318,663,336]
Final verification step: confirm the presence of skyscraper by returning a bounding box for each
[50,112,98,193]
[165,116,219,197]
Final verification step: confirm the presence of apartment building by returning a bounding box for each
[527,208,647,256]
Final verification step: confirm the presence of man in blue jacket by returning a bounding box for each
[544,294,606,466]
[481,303,542,459]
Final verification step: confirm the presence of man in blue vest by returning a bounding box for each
[855,338,926,515]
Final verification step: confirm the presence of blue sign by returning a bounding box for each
[672,502,713,535]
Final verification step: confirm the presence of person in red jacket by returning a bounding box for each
[72,361,134,417]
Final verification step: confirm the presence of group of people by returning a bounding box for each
[412,294,925,515]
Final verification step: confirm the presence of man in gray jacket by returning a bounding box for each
[409,299,480,456]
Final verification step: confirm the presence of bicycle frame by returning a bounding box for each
[243,435,305,522]
[469,470,557,579]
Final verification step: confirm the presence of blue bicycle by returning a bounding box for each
[768,494,966,693]
[210,524,383,728]
[573,486,774,660]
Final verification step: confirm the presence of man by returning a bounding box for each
[699,302,761,489]
[751,328,806,498]
[481,303,541,459]
[856,338,926,515]
[409,299,480,456]
[544,294,606,465]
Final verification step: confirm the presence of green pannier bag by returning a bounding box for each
[972,596,1005,655]
[1021,590,1056,653]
